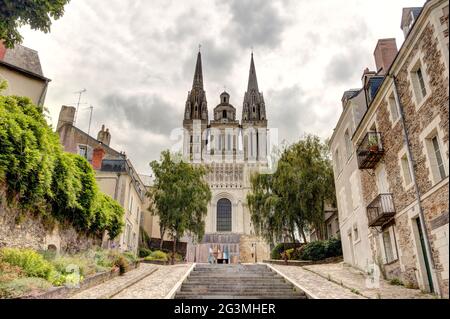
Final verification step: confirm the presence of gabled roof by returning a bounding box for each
[1,44,48,80]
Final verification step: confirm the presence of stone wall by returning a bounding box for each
[239,235,270,263]
[359,11,449,297]
[0,199,101,254]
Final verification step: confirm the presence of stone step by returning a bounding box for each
[175,293,307,300]
[180,288,299,293]
[181,283,292,288]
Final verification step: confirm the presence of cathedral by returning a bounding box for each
[183,51,271,263]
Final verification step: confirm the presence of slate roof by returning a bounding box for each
[401,7,423,29]
[1,44,47,80]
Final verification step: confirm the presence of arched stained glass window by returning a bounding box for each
[217,199,232,232]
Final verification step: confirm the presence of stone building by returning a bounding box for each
[183,51,270,263]
[310,205,340,242]
[56,106,148,255]
[331,0,449,297]
[0,42,50,106]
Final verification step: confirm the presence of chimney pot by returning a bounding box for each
[374,38,398,75]
[92,147,105,170]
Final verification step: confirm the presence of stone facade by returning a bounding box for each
[0,197,101,254]
[346,0,448,297]
[183,52,270,263]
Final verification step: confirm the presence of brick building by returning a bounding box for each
[331,0,448,297]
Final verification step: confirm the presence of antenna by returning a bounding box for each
[74,88,87,125]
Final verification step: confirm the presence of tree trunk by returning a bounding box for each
[172,236,177,265]
[159,226,165,250]
[300,228,308,244]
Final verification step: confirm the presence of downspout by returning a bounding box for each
[391,74,441,297]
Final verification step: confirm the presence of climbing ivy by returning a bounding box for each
[0,94,124,239]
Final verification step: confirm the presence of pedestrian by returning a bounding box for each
[208,246,214,264]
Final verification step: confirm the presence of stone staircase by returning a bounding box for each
[175,264,307,299]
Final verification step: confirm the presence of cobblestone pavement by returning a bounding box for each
[70,264,158,299]
[270,264,365,299]
[303,263,435,299]
[113,263,193,299]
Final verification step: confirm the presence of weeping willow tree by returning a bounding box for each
[247,135,336,245]
[148,151,212,264]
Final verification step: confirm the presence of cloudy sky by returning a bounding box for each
[20,0,424,175]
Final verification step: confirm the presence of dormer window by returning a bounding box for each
[223,97,226,103]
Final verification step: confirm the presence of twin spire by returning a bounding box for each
[186,49,266,123]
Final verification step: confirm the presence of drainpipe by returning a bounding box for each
[391,74,441,297]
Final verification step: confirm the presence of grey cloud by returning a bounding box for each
[266,85,333,144]
[98,93,181,135]
[220,0,288,50]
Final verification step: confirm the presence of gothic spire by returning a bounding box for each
[192,50,204,89]
[247,53,259,92]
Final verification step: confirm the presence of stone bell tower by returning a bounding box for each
[183,50,209,162]
[242,53,268,162]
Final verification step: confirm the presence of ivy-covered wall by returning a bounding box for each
[0,90,125,247]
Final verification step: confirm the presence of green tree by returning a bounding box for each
[148,151,211,264]
[0,94,124,240]
[0,0,71,48]
[248,135,336,245]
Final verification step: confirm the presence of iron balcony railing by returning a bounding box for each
[367,193,396,227]
[357,132,384,169]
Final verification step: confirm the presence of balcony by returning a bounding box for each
[367,193,396,227]
[357,132,384,169]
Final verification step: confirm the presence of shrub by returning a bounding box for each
[0,248,54,279]
[144,250,168,262]
[325,238,343,257]
[139,248,152,258]
[0,277,52,299]
[0,262,23,283]
[51,255,97,278]
[299,241,327,261]
[113,255,129,275]
[299,238,343,261]
[271,243,303,260]
[122,252,138,264]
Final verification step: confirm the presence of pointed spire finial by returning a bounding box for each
[247,52,259,92]
[192,49,204,89]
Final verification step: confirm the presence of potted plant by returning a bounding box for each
[367,135,379,153]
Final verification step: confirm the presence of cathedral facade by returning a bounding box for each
[183,51,270,263]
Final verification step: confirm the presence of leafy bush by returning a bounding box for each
[0,248,54,279]
[51,255,97,277]
[271,243,303,260]
[0,261,23,283]
[113,255,129,275]
[144,250,168,262]
[139,248,152,258]
[0,95,124,238]
[299,241,327,261]
[0,277,52,299]
[299,238,343,261]
[122,252,138,264]
[389,278,404,286]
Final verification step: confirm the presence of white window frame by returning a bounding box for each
[419,116,449,185]
[386,88,400,127]
[398,148,414,190]
[344,128,353,161]
[380,226,399,264]
[408,54,431,111]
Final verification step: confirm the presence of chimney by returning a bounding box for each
[92,147,105,170]
[56,105,76,131]
[374,38,398,75]
[0,41,6,60]
[97,125,111,146]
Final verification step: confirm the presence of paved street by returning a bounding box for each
[271,262,435,299]
[112,264,192,299]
